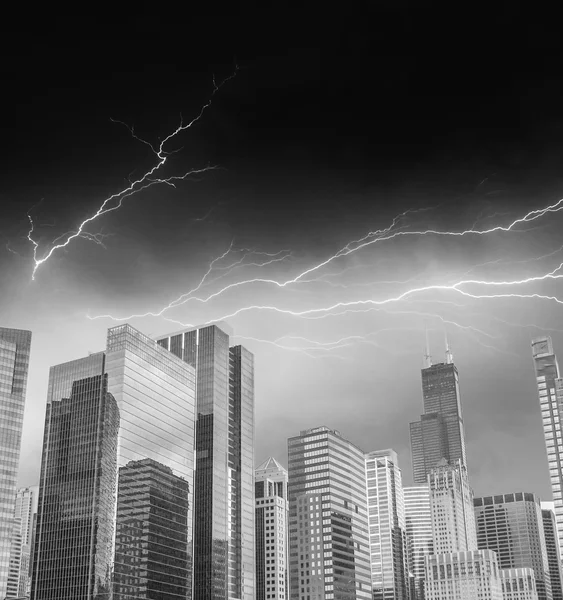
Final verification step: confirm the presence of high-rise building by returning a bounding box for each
[0,328,32,599]
[474,493,552,600]
[287,426,372,600]
[255,457,289,600]
[428,459,476,554]
[541,503,563,600]
[422,460,507,600]
[410,345,467,484]
[156,324,255,600]
[7,485,39,597]
[531,337,563,555]
[501,568,539,600]
[32,324,196,600]
[424,549,503,600]
[365,449,409,600]
[404,486,433,600]
[113,458,191,599]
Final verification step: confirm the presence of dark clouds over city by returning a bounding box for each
[2,3,563,498]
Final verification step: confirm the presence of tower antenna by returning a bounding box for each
[445,330,453,364]
[424,323,432,368]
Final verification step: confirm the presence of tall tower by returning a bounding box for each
[542,502,563,600]
[255,457,289,600]
[287,426,372,600]
[424,461,505,600]
[7,485,39,597]
[156,324,255,600]
[32,324,197,600]
[531,336,563,555]
[0,328,32,600]
[410,343,467,484]
[364,449,409,600]
[403,486,433,600]
[474,492,552,600]
[428,459,476,554]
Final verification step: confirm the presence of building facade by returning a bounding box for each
[541,503,563,600]
[410,347,467,485]
[0,328,32,599]
[156,324,255,600]
[32,324,197,600]
[365,449,409,600]
[474,492,552,600]
[287,426,372,600]
[428,459,476,554]
[255,457,289,600]
[404,486,433,600]
[531,337,563,555]
[424,550,503,600]
[6,485,39,597]
[501,568,539,600]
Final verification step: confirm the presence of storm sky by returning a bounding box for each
[2,4,563,499]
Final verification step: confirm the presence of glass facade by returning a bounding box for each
[364,449,408,600]
[32,324,196,600]
[255,458,289,600]
[156,325,255,600]
[474,492,552,600]
[404,486,433,600]
[410,360,467,485]
[0,327,31,600]
[541,505,563,600]
[287,426,372,600]
[532,337,563,556]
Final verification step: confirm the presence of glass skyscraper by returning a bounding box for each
[364,449,408,600]
[32,324,196,600]
[156,324,255,600]
[255,457,289,600]
[287,426,372,600]
[474,492,552,600]
[410,348,467,485]
[0,327,32,600]
[532,337,563,556]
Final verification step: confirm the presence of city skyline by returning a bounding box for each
[4,2,563,534]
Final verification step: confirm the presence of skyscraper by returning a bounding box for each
[422,460,506,600]
[501,568,539,600]
[474,493,552,600]
[156,324,255,600]
[542,503,563,600]
[0,327,32,600]
[7,485,39,597]
[32,324,196,600]
[365,449,408,600]
[255,457,289,600]
[404,486,433,600]
[287,426,372,600]
[428,459,476,554]
[531,337,563,555]
[410,345,467,484]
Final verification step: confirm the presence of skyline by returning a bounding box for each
[3,5,563,507]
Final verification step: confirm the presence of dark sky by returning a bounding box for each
[3,3,563,498]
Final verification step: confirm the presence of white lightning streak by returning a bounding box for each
[28,69,237,279]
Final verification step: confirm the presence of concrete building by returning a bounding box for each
[255,457,289,600]
[404,486,433,600]
[541,503,563,600]
[501,568,539,600]
[288,426,372,600]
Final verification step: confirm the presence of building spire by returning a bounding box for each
[424,324,432,368]
[445,331,453,364]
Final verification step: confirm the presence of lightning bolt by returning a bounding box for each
[89,196,563,324]
[26,68,238,280]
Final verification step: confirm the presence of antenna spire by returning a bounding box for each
[445,330,453,364]
[424,324,432,368]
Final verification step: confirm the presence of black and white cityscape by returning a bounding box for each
[2,4,563,600]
